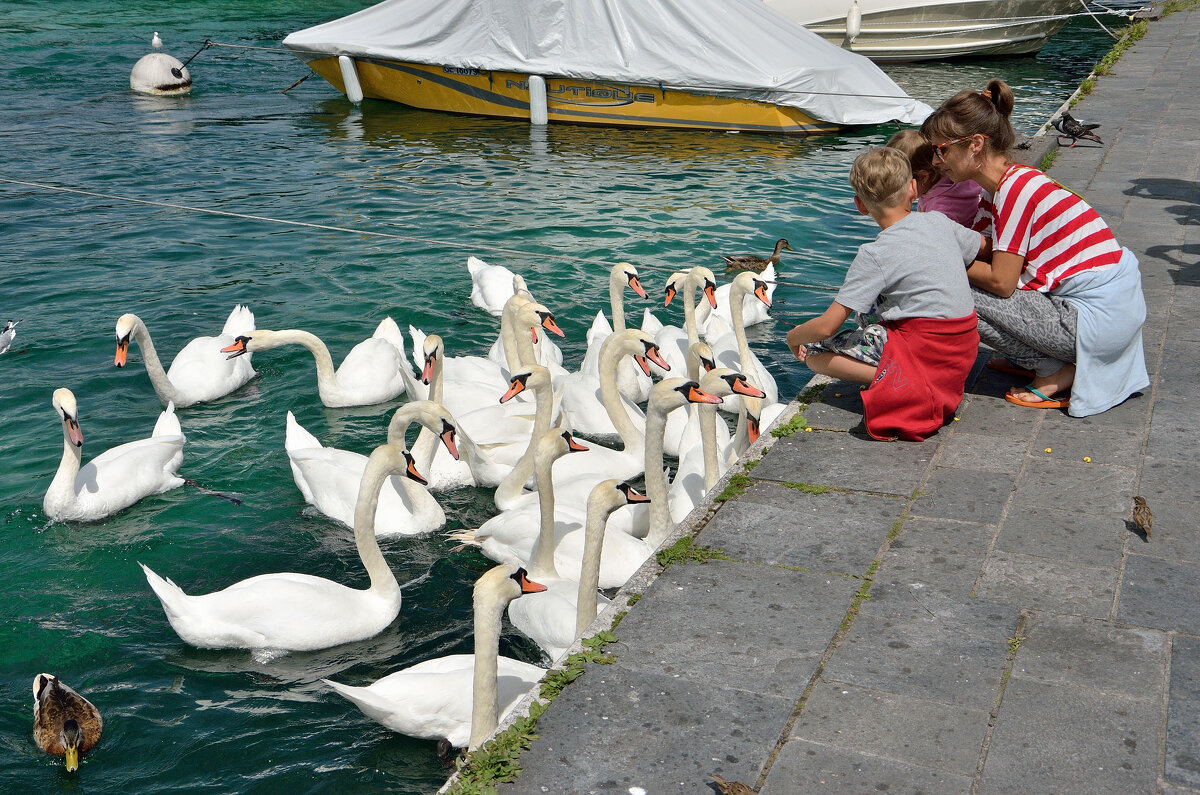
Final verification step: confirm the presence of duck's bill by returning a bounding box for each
[731,376,766,398]
[687,385,722,404]
[628,275,648,299]
[114,339,128,367]
[64,745,79,772]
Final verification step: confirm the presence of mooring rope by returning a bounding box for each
[0,176,844,293]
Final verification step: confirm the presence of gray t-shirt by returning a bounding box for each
[835,211,980,322]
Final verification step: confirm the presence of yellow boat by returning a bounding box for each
[303,57,839,135]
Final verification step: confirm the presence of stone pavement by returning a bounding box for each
[480,9,1200,793]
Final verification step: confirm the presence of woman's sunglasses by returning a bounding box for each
[932,134,989,161]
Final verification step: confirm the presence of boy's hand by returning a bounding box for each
[786,326,808,361]
[792,344,808,362]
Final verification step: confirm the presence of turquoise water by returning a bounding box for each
[0,2,1115,791]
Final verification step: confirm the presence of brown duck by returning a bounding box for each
[33,674,102,772]
[722,238,792,272]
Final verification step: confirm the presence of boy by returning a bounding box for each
[785,147,988,441]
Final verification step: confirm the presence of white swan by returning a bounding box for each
[695,262,777,336]
[706,271,779,413]
[468,256,522,317]
[285,402,455,536]
[221,318,406,408]
[43,388,185,522]
[573,262,652,402]
[649,267,717,379]
[323,564,547,750]
[486,292,566,374]
[140,442,421,651]
[114,305,256,408]
[728,394,789,464]
[508,460,648,661]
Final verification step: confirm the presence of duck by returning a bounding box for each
[114,305,256,408]
[323,564,547,751]
[0,319,19,354]
[507,437,648,660]
[220,317,406,408]
[695,262,776,336]
[33,674,102,772]
[43,388,185,522]
[284,401,457,536]
[141,442,423,651]
[722,237,792,272]
[705,271,778,414]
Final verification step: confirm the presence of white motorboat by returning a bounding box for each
[766,0,1084,61]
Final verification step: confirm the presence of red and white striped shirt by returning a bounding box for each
[992,164,1122,292]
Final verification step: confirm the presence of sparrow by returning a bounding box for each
[1053,110,1102,147]
[1132,495,1152,540]
[710,774,755,794]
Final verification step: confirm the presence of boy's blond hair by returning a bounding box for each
[849,147,914,214]
[885,129,936,191]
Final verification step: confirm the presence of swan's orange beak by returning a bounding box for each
[440,421,460,461]
[421,352,436,385]
[114,339,128,367]
[753,281,771,307]
[635,354,652,376]
[703,281,718,309]
[540,314,565,338]
[686,384,722,405]
[645,344,670,371]
[564,431,589,453]
[664,284,677,307]
[65,415,83,448]
[730,375,766,398]
[404,453,428,486]
[747,413,761,444]
[628,275,648,299]
[501,375,528,403]
[221,336,250,359]
[620,483,651,504]
[516,568,547,594]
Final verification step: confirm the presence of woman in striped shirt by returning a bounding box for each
[920,79,1148,417]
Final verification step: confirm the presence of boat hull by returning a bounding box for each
[767,0,1079,61]
[304,57,840,135]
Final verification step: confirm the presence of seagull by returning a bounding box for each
[0,320,19,355]
[152,31,163,49]
[1053,110,1102,147]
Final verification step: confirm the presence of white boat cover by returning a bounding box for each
[283,0,931,126]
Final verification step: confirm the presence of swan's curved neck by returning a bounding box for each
[275,330,342,402]
[528,451,560,578]
[46,426,83,507]
[493,377,556,510]
[498,298,528,371]
[411,354,445,470]
[576,495,616,637]
[609,270,627,332]
[130,323,181,405]
[700,403,721,492]
[682,278,701,349]
[468,591,506,750]
[644,398,681,547]
[352,447,403,600]
[596,337,647,455]
[728,283,752,368]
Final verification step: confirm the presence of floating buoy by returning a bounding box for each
[130,52,192,96]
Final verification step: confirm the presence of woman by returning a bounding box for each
[921,79,1148,416]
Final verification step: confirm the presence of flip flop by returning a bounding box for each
[1005,384,1070,409]
[986,358,1036,379]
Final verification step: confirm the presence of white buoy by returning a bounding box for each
[130,52,192,96]
[338,55,364,104]
[844,0,862,46]
[528,75,548,125]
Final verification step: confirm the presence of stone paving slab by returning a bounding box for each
[749,428,934,496]
[606,559,859,697]
[1012,457,1136,518]
[979,678,1160,794]
[909,466,1015,525]
[761,739,973,795]
[1167,633,1200,789]
[503,666,795,794]
[872,518,995,602]
[974,550,1117,619]
[792,682,989,777]
[993,504,1125,570]
[934,431,1029,474]
[1118,555,1200,634]
[1118,495,1200,565]
[696,480,900,574]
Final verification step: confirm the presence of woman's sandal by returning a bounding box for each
[986,358,1036,379]
[1005,384,1070,409]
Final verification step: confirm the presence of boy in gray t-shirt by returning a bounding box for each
[785,147,987,385]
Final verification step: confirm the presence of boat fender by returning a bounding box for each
[844,0,862,46]
[528,75,548,125]
[338,55,364,104]
[130,52,192,96]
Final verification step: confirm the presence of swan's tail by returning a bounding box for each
[153,401,183,437]
[466,255,490,279]
[285,411,323,453]
[445,528,479,549]
[140,563,190,621]
[407,325,427,363]
[372,316,406,352]
[322,679,398,726]
[222,304,256,337]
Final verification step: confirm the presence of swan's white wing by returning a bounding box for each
[74,434,185,506]
[220,304,255,337]
[468,256,518,316]
[334,338,405,398]
[165,334,256,403]
[508,578,610,661]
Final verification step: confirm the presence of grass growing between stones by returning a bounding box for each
[770,413,809,438]
[838,559,879,635]
[1165,0,1200,12]
[714,473,752,502]
[655,537,731,568]
[783,481,831,495]
[1039,149,1059,172]
[1094,20,1148,75]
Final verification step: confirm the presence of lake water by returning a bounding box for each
[0,2,1120,791]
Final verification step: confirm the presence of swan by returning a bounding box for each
[43,388,185,522]
[573,262,652,403]
[705,271,779,413]
[468,256,522,317]
[486,292,566,374]
[649,267,717,378]
[33,674,102,772]
[285,401,457,536]
[508,456,648,660]
[488,366,568,511]
[114,305,256,408]
[728,394,789,463]
[220,317,406,408]
[695,262,777,336]
[323,564,547,751]
[141,442,423,651]
[668,367,765,523]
